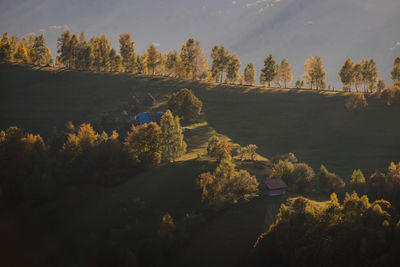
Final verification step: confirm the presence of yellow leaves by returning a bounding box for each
[388,162,400,179]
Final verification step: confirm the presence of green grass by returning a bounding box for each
[1,64,399,178]
[1,64,400,266]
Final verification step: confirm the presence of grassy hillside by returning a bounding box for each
[1,64,399,178]
[2,64,400,266]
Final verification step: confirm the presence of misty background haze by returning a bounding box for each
[1,0,399,87]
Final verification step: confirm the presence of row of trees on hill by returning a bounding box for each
[2,31,400,90]
[0,32,53,65]
[339,58,389,92]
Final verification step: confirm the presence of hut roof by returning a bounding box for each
[265,178,288,190]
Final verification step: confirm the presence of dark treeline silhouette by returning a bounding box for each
[1,31,399,91]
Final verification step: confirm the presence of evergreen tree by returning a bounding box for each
[30,34,52,65]
[119,33,135,72]
[391,57,400,85]
[147,43,160,75]
[14,39,29,63]
[69,34,79,69]
[109,48,122,72]
[10,35,18,60]
[260,54,278,87]
[244,63,256,85]
[57,30,72,68]
[136,54,146,73]
[160,110,187,162]
[90,35,112,71]
[166,50,180,76]
[180,38,196,78]
[339,58,355,91]
[0,33,12,62]
[278,58,293,88]
[226,53,241,83]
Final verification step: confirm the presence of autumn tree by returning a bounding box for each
[194,40,209,79]
[14,39,29,63]
[363,59,379,92]
[109,48,122,72]
[317,165,345,194]
[146,43,160,75]
[278,58,293,88]
[166,50,183,77]
[260,54,278,87]
[124,122,163,166]
[350,169,366,193]
[57,30,72,68]
[207,135,232,162]
[391,57,400,85]
[0,33,13,62]
[160,110,187,162]
[353,61,364,91]
[168,88,202,123]
[339,58,355,91]
[377,79,386,92]
[311,56,326,90]
[119,33,136,72]
[244,63,256,85]
[90,35,112,71]
[211,45,230,82]
[0,127,48,205]
[239,144,258,161]
[180,38,197,78]
[294,78,304,88]
[198,158,258,209]
[226,53,241,83]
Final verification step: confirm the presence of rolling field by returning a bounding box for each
[1,64,399,177]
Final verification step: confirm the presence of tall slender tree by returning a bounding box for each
[160,110,187,163]
[303,56,315,89]
[260,54,278,87]
[211,45,230,82]
[226,53,241,83]
[57,30,72,68]
[119,33,135,72]
[147,43,160,75]
[312,56,326,90]
[14,39,29,63]
[278,58,293,88]
[339,58,355,91]
[244,63,256,85]
[0,33,12,62]
[391,57,400,86]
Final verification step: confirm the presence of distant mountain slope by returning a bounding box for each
[1,0,399,86]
